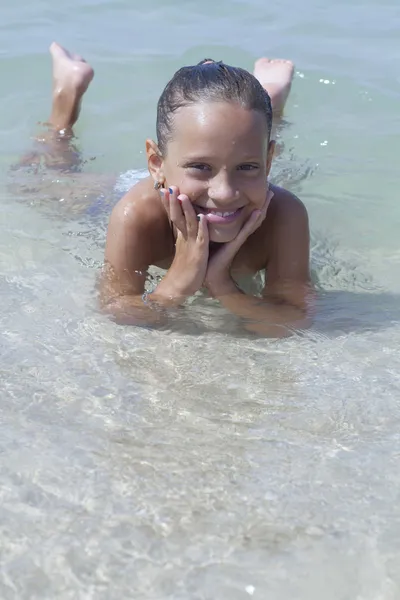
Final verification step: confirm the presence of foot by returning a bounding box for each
[253,58,294,117]
[49,42,94,131]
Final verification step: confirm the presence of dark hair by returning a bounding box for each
[156,59,273,155]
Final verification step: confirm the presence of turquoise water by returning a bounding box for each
[1,0,400,598]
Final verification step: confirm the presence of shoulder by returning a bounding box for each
[105,176,171,265]
[108,177,169,243]
[109,176,166,230]
[267,184,309,228]
[264,184,310,282]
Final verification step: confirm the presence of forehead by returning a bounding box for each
[167,101,269,157]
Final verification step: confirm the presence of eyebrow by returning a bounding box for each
[180,156,212,162]
[180,155,261,163]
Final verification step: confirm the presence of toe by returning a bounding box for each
[50,42,65,56]
[71,53,86,63]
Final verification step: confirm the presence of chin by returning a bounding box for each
[208,227,239,244]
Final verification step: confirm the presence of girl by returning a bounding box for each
[21,43,313,337]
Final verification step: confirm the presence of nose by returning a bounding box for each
[208,172,238,204]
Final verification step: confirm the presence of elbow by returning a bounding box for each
[244,304,313,338]
[100,295,166,328]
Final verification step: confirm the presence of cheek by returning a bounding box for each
[242,178,268,207]
[171,172,207,200]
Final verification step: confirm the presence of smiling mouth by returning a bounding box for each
[193,205,244,224]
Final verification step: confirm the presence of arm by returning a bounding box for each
[100,184,209,326]
[100,193,166,326]
[207,193,315,337]
[209,281,312,337]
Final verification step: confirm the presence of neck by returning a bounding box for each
[209,241,224,255]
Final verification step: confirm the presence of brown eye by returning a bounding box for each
[188,164,211,171]
[238,164,259,171]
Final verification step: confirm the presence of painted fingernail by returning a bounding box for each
[169,187,173,194]
[196,215,201,221]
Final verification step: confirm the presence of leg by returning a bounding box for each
[10,43,115,216]
[48,42,94,132]
[17,42,94,172]
[253,58,294,119]
[253,58,295,155]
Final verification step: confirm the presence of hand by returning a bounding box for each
[205,190,273,295]
[156,186,209,299]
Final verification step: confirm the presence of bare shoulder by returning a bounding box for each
[106,176,171,266]
[109,176,166,234]
[101,176,172,302]
[264,184,311,284]
[267,184,309,226]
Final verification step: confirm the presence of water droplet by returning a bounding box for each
[246,585,255,596]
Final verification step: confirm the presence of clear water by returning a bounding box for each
[1,0,400,598]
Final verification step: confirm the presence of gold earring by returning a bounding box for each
[154,180,163,190]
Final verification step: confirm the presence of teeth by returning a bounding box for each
[214,211,235,217]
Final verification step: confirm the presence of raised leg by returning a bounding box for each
[253,58,295,120]
[253,58,295,157]
[16,42,95,172]
[48,42,94,132]
[9,43,116,216]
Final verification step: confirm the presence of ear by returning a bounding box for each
[146,139,165,186]
[265,140,275,177]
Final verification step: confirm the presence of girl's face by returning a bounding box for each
[156,101,274,244]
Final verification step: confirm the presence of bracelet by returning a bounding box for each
[141,291,165,312]
[141,290,153,305]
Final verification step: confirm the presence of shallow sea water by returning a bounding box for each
[1,0,400,598]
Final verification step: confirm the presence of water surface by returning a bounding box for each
[1,0,400,598]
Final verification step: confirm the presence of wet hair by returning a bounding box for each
[156,58,273,155]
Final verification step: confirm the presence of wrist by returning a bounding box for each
[152,277,192,306]
[206,275,238,298]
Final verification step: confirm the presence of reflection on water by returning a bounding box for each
[2,226,400,597]
[2,236,400,598]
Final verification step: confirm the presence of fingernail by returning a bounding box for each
[169,187,173,195]
[196,215,201,222]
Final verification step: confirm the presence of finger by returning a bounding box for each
[196,213,209,246]
[212,208,264,267]
[250,208,265,232]
[168,186,186,236]
[179,194,198,238]
[230,209,261,250]
[263,188,274,215]
[159,188,170,218]
[260,199,269,221]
